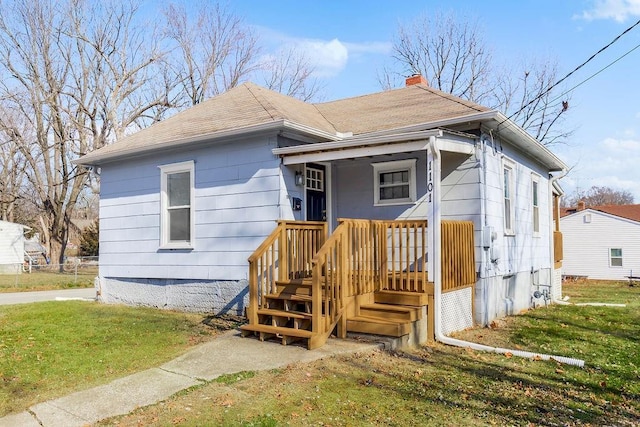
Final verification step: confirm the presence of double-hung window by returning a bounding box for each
[160,161,195,249]
[609,248,623,267]
[531,174,540,235]
[503,159,515,235]
[372,159,417,206]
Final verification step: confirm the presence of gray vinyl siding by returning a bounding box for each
[561,210,640,280]
[99,135,281,281]
[333,152,428,220]
[480,139,552,276]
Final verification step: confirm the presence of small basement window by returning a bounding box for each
[609,248,623,267]
[372,159,417,206]
[159,160,195,249]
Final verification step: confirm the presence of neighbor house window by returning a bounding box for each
[372,159,417,206]
[160,160,195,249]
[609,248,623,267]
[503,159,515,235]
[532,174,540,235]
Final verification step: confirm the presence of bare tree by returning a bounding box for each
[260,47,323,101]
[0,0,173,267]
[381,11,571,145]
[162,1,259,106]
[563,186,634,207]
[0,108,27,222]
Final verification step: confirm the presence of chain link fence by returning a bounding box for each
[0,256,98,291]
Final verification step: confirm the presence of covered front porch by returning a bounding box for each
[240,219,475,349]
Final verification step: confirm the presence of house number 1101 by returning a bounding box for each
[427,160,433,203]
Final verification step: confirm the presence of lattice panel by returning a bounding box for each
[552,267,563,301]
[440,287,474,335]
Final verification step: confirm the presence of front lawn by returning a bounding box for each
[101,280,640,426]
[0,301,229,416]
[0,267,97,292]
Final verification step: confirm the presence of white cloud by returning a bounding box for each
[249,25,389,78]
[297,38,349,77]
[576,0,640,22]
[602,136,640,151]
[564,136,640,201]
[344,41,393,55]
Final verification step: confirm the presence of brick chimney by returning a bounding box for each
[577,200,586,211]
[405,74,428,87]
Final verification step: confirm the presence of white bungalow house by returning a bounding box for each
[0,220,26,274]
[77,76,566,348]
[561,202,640,280]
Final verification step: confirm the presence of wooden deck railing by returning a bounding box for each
[379,220,428,293]
[308,219,429,345]
[441,220,476,292]
[310,221,349,343]
[247,220,326,324]
[246,218,476,346]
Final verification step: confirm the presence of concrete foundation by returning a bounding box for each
[96,277,249,315]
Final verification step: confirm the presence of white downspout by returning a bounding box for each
[428,137,585,368]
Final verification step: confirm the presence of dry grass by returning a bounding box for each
[101,280,640,426]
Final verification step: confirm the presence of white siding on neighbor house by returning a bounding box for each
[99,135,283,281]
[0,220,25,273]
[561,210,640,280]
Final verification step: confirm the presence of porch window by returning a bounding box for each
[609,248,623,267]
[159,160,195,249]
[532,174,540,235]
[372,159,417,206]
[503,159,515,235]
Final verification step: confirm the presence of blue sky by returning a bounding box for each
[228,0,640,202]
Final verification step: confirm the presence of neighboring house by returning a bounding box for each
[560,202,640,280]
[77,76,566,347]
[0,220,26,274]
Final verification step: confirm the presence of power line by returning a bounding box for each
[548,42,640,107]
[507,17,640,121]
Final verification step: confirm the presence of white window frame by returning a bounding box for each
[372,159,417,206]
[531,173,540,236]
[609,248,623,268]
[159,160,195,250]
[503,158,516,235]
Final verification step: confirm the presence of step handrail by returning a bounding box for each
[247,220,326,326]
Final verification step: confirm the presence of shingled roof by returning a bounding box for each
[561,204,640,222]
[75,81,513,166]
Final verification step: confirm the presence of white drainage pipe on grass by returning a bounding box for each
[428,136,585,369]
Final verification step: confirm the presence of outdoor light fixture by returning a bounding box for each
[295,171,304,186]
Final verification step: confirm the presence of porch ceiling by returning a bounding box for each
[273,129,474,165]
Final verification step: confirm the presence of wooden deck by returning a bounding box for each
[241,219,475,349]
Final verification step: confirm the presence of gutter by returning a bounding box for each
[427,137,585,368]
[74,119,340,167]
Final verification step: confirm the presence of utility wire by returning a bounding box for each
[507,17,640,121]
[548,41,640,107]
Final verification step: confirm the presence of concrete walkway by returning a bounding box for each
[0,288,96,305]
[0,330,382,427]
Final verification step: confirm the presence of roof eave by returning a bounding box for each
[74,120,340,166]
[485,112,568,172]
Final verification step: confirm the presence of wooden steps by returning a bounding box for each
[345,290,429,339]
[240,324,313,346]
[375,289,429,306]
[346,315,412,337]
[240,279,317,348]
[359,302,421,322]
